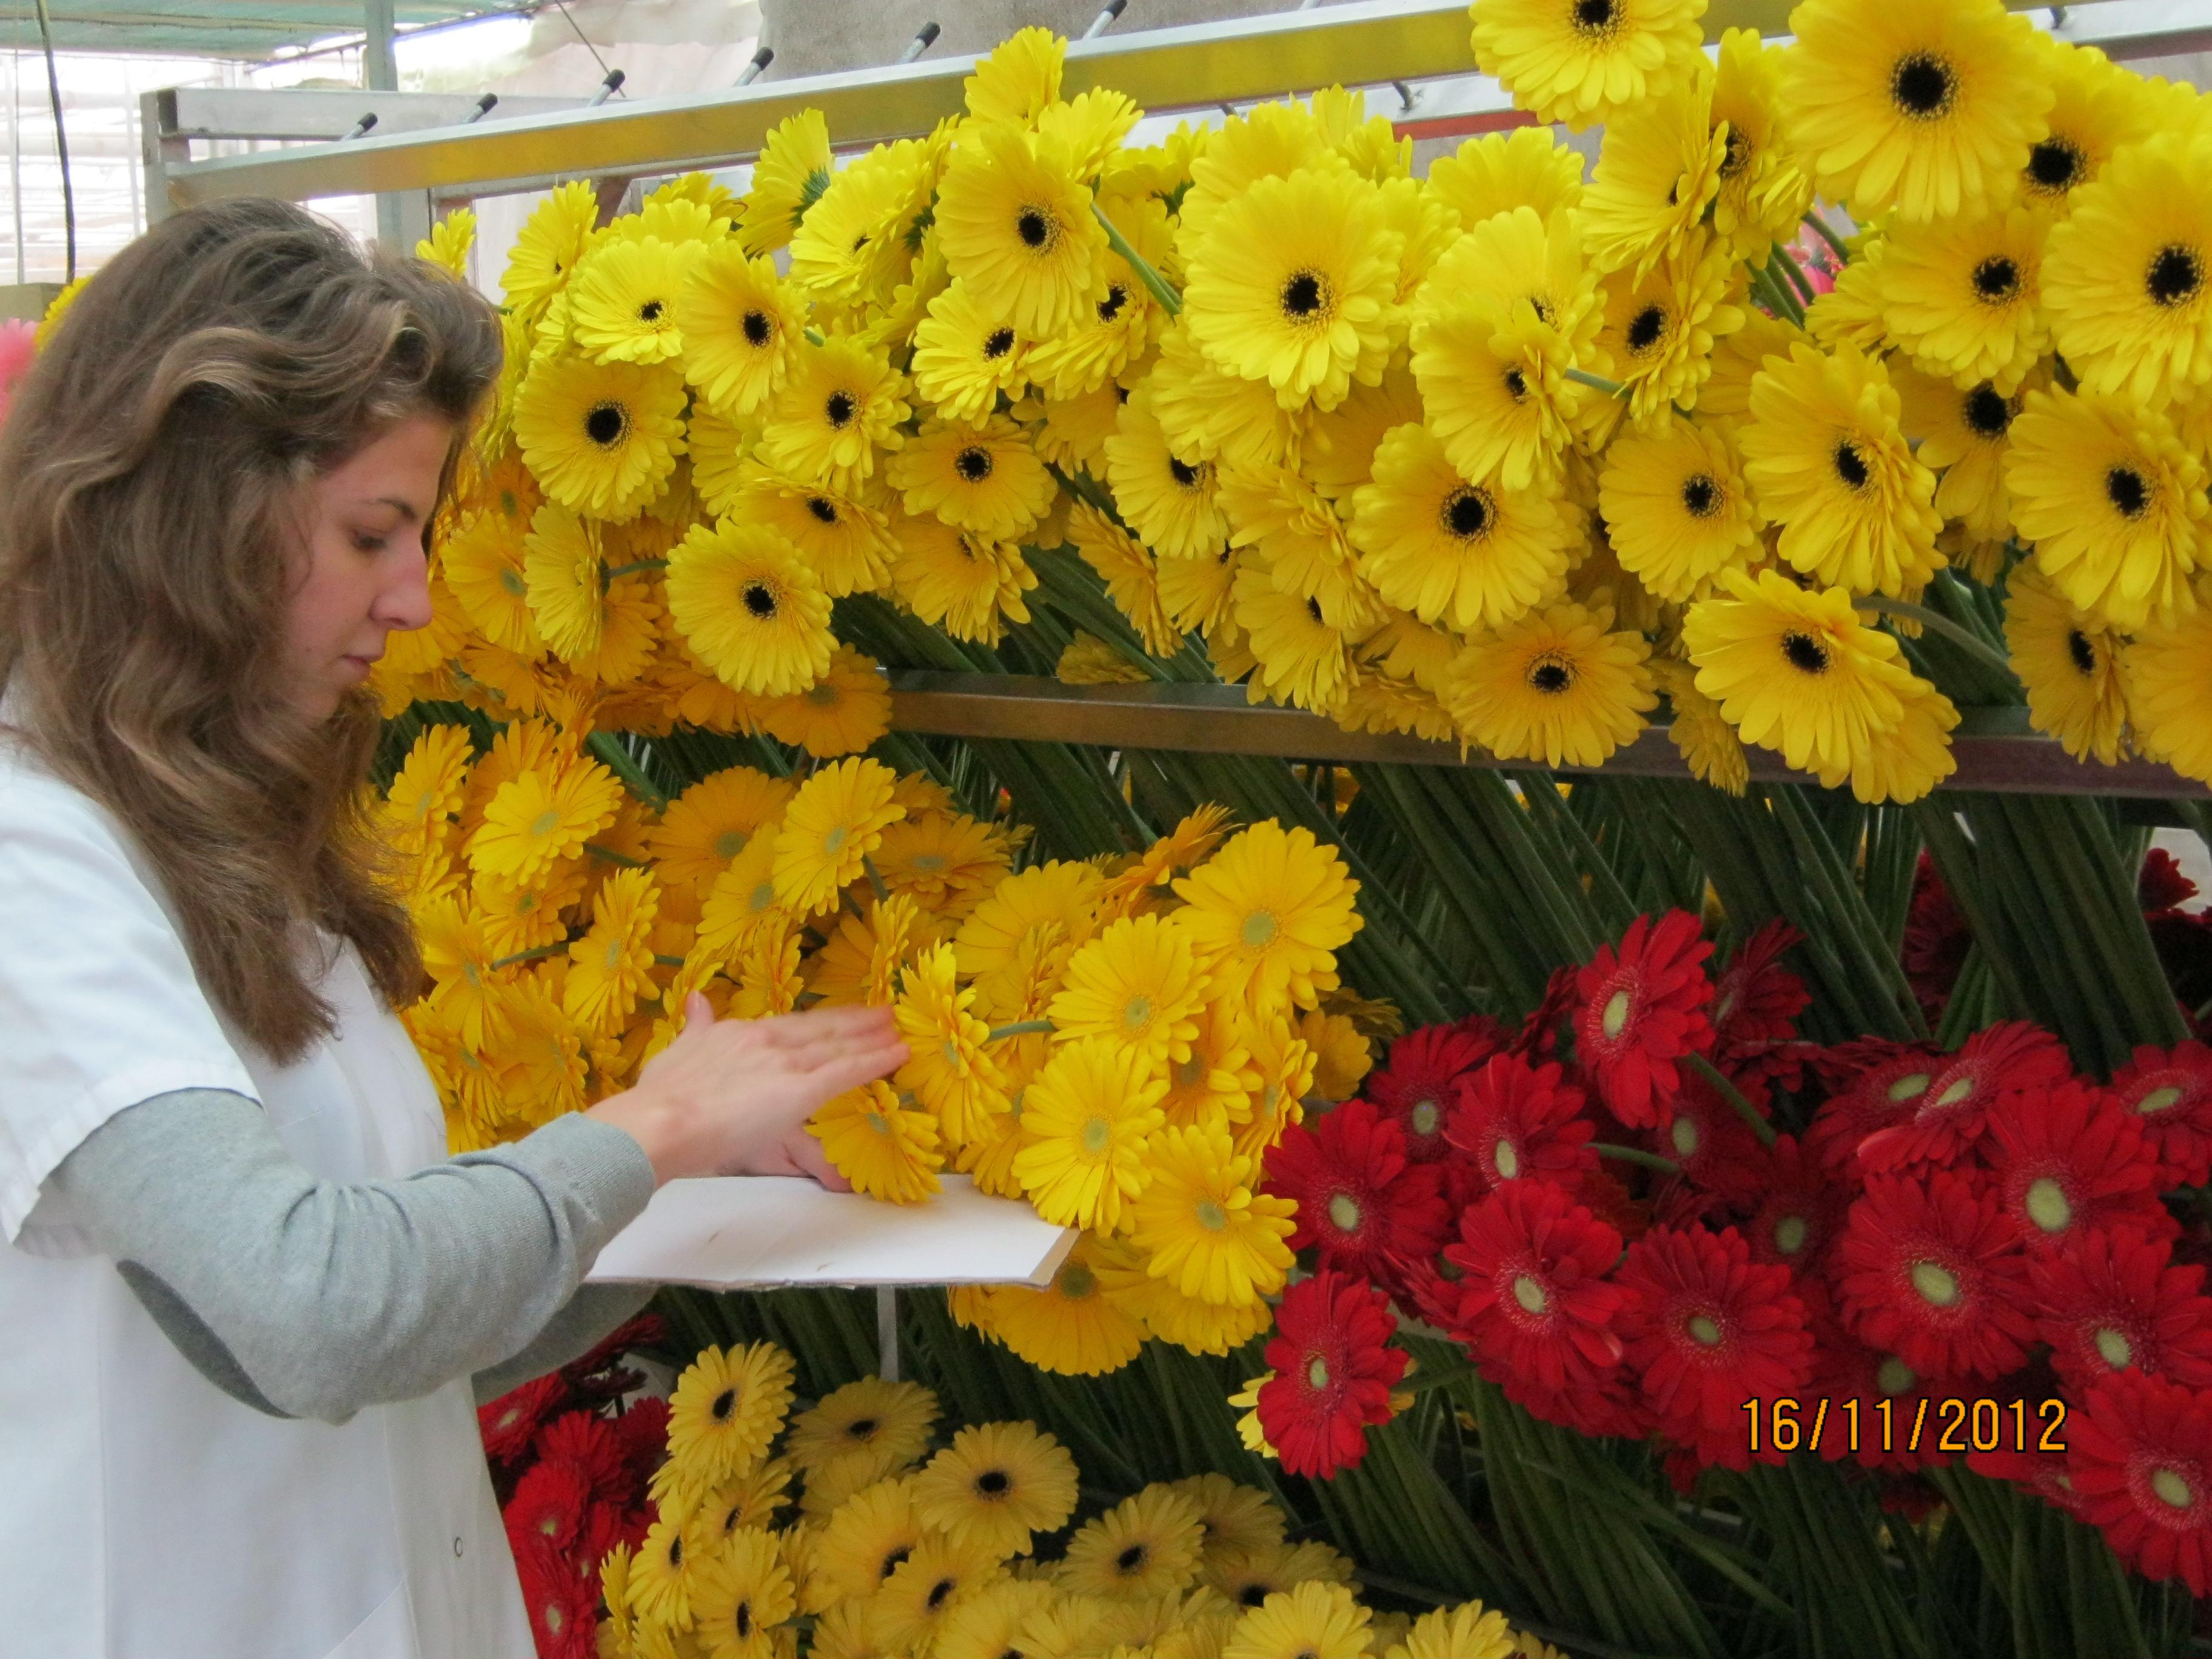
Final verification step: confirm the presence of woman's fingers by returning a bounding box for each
[803,1039,911,1103]
[788,1131,854,1192]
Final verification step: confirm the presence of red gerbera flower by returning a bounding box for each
[1444,1053,1599,1196]
[2033,1225,2212,1393]
[1803,1042,1946,1179]
[1512,965,1581,1060]
[2070,1372,2212,1595]
[2141,846,2201,913]
[1365,1017,1504,1163]
[1979,1081,2173,1254]
[1808,1323,1957,1473]
[1265,1099,1452,1284]
[1901,854,1971,1021]
[534,1410,629,1504]
[479,1374,566,1468]
[1442,1179,1629,1397]
[513,1532,598,1659]
[1735,1134,1850,1273]
[1712,919,1811,1053]
[1651,1068,1768,1200]
[1256,1271,1410,1480]
[612,1395,672,1484]
[505,1458,591,1555]
[1834,1170,2036,1379]
[1572,910,1716,1128]
[1615,1225,1814,1470]
[2110,1040,2212,1187]
[1853,1021,2071,1175]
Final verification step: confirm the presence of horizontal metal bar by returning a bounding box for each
[884,671,2210,800]
[155,0,1819,208]
[155,85,585,144]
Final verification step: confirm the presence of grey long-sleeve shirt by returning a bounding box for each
[46,1087,660,1423]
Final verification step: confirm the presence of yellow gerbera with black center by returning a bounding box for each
[1058,1484,1207,1602]
[1444,600,1657,769]
[786,1376,939,1481]
[665,519,834,697]
[2003,566,2128,766]
[511,353,687,523]
[1581,63,1727,276]
[761,337,911,491]
[689,1526,795,1659]
[1597,415,1757,603]
[912,279,1034,424]
[1590,229,1744,431]
[890,513,1038,646]
[500,178,598,322]
[1681,567,1918,788]
[912,1420,1080,1561]
[727,460,893,600]
[2014,37,2151,217]
[1781,0,2053,223]
[1892,363,2032,546]
[1878,207,2049,390]
[678,240,803,418]
[1233,563,1355,717]
[1105,389,1230,561]
[665,1341,796,1491]
[888,415,1057,541]
[789,141,930,307]
[566,235,695,366]
[936,121,1108,338]
[1709,28,1813,264]
[1470,0,1706,131]
[1737,342,1942,598]
[2004,387,2207,631]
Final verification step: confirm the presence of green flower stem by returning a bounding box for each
[986,1019,1056,1042]
[1564,366,1626,398]
[1802,209,1852,264]
[860,851,891,905]
[1687,1051,1777,1148]
[1854,595,2021,686]
[587,730,669,811]
[1749,260,1804,326]
[491,941,566,970]
[653,954,687,968]
[602,558,667,581]
[1093,202,1182,317]
[1769,240,1818,305]
[803,324,826,346]
[585,842,649,868]
[1595,1142,1681,1176]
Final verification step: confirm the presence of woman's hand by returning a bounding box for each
[586,995,908,1190]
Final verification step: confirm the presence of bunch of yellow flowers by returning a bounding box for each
[598,1341,1560,1659]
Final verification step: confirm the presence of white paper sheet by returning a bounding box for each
[584,1173,1079,1291]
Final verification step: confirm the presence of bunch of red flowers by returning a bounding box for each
[478,1315,668,1658]
[1259,903,2212,1597]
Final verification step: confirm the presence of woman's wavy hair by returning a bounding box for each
[0,197,502,1062]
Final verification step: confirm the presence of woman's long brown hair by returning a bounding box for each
[0,198,502,1062]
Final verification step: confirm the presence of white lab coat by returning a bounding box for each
[0,739,533,1658]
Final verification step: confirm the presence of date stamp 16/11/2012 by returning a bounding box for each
[1741,1396,2068,1457]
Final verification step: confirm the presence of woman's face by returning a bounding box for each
[281,413,453,722]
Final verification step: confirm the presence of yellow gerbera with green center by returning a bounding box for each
[1011,1037,1167,1233]
[892,942,1008,1147]
[769,756,906,917]
[809,1080,943,1204]
[1172,821,1363,1015]
[1129,1123,1296,1307]
[1048,912,1210,1069]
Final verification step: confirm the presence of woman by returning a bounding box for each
[0,198,907,1658]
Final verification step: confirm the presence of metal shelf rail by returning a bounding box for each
[135,0,2212,800]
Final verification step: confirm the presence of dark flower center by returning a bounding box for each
[807,495,840,525]
[983,326,1016,359]
[1098,284,1129,322]
[1116,1543,1149,1574]
[882,1546,911,1578]
[1720,126,1751,180]
[742,582,779,620]
[1281,270,1326,319]
[1016,209,1052,249]
[2067,628,2098,675]
[1890,52,1956,119]
[736,1602,754,1637]
[711,1387,737,1420]
[956,446,994,483]
[1503,366,1528,400]
[1964,384,2013,438]
[1971,256,2019,302]
[1626,304,1668,352]
[976,1469,1011,1495]
[1527,654,1573,694]
[585,401,628,447]
[2027,138,2084,193]
[1530,296,1555,325]
[1168,457,1202,488]
[638,298,664,323]
[1781,630,1830,674]
[1444,486,1493,539]
[927,1577,957,1610]
[1305,597,1325,625]
[2107,466,2151,518]
[846,1417,879,1439]
[1832,440,1871,490]
[742,309,773,346]
[1680,474,1720,518]
[2148,245,2203,307]
[826,390,857,427]
[668,1535,683,1567]
[1239,1584,1273,1608]
[1573,0,1616,32]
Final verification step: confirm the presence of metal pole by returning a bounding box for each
[364,0,406,249]
[876,1287,899,1381]
[8,55,23,285]
[1082,0,1128,39]
[896,22,940,64]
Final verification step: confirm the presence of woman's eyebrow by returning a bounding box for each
[366,496,423,523]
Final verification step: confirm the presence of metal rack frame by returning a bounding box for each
[133,0,2212,800]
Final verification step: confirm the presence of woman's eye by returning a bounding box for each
[352,531,389,553]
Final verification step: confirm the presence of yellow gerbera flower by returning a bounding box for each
[1203,1538,1354,1609]
[1383,1601,1518,1659]
[1591,229,1744,429]
[465,751,623,883]
[1220,464,1382,634]
[870,1532,1004,1656]
[890,514,1038,646]
[441,509,545,660]
[934,1580,1064,1659]
[2014,38,2151,215]
[1445,600,1656,769]
[1059,1485,1207,1603]
[726,461,893,600]
[1470,0,1706,130]
[770,756,905,916]
[1681,568,1917,788]
[1129,1123,1295,1307]
[644,766,793,898]
[381,721,474,856]
[1233,563,1355,717]
[1892,365,2028,546]
[1106,389,1231,561]
[1738,343,1942,598]
[666,1342,796,1489]
[414,207,474,278]
[889,415,1056,541]
[1847,672,1959,806]
[1351,421,1572,631]
[1013,1038,1167,1233]
[912,280,1035,424]
[811,1475,924,1601]
[1182,168,1400,412]
[691,1526,795,1659]
[2002,566,2128,765]
[630,1505,716,1631]
[786,1376,939,1480]
[1709,28,1812,264]
[1878,207,2049,390]
[811,1080,943,1204]
[1581,64,1726,277]
[1048,913,1209,1068]
[1147,318,1304,471]
[756,644,893,757]
[566,235,695,366]
[964,24,1064,127]
[2123,609,2212,785]
[1068,502,1182,658]
[1173,821,1362,1014]
[789,141,930,306]
[1226,1580,1373,1659]
[500,179,598,321]
[1653,656,1749,796]
[764,335,911,494]
[1781,0,2053,223]
[936,121,1107,339]
[512,353,688,523]
[665,519,834,697]
[874,813,1014,920]
[678,240,802,418]
[911,1420,1080,1561]
[562,865,661,1034]
[2004,387,2207,629]
[1596,416,1758,603]
[893,941,1008,1146]
[1424,124,1584,227]
[741,110,833,256]
[980,1233,1150,1377]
